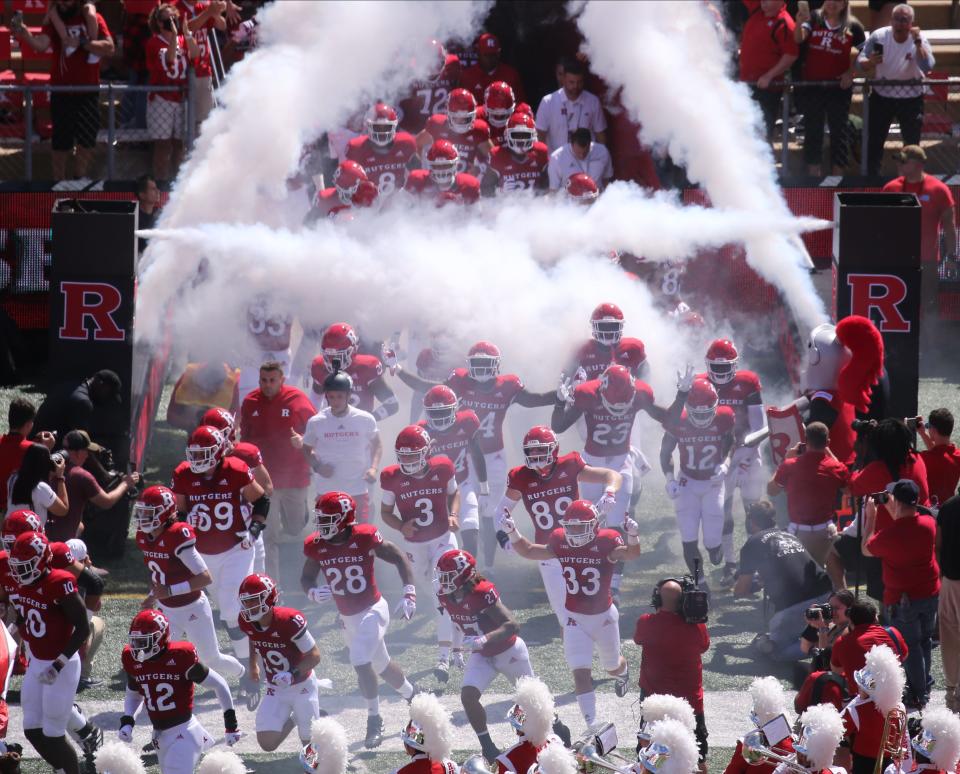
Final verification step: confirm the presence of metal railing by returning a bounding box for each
[757,77,960,177]
[0,81,193,181]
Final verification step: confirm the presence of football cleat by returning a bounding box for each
[434,658,450,683]
[614,666,631,698]
[364,713,385,748]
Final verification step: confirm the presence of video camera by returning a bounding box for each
[651,560,709,624]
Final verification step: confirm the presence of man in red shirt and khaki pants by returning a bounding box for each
[633,579,710,771]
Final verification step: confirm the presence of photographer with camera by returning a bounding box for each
[799,588,855,667]
[862,479,939,709]
[734,502,833,661]
[767,422,849,567]
[633,578,710,764]
[917,408,960,505]
[825,417,928,597]
[830,599,907,695]
[6,443,68,524]
[54,430,140,544]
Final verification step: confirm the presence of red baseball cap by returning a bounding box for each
[478,33,501,53]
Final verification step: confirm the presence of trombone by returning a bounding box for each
[461,755,497,774]
[741,730,808,774]
[572,724,638,774]
[873,708,907,774]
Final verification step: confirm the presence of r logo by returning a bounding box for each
[847,274,911,333]
[58,281,126,341]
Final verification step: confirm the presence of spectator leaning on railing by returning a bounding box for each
[12,0,115,181]
[856,3,934,175]
[145,3,200,182]
[738,0,799,141]
[794,0,865,176]
[918,408,960,505]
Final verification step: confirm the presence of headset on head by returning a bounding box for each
[651,578,686,609]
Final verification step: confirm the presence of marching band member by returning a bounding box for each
[792,704,847,774]
[301,716,349,774]
[497,676,562,774]
[725,677,795,774]
[884,707,960,774]
[395,693,459,774]
[639,718,700,774]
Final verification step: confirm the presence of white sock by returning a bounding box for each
[68,705,86,732]
[576,691,596,726]
[367,696,380,716]
[722,531,736,564]
[438,646,450,661]
[398,679,414,700]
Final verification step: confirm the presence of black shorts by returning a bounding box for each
[50,92,100,151]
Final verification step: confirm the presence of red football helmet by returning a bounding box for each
[134,485,177,533]
[333,160,369,205]
[591,302,624,345]
[599,365,636,417]
[504,111,536,154]
[686,378,719,428]
[321,322,359,372]
[314,491,357,540]
[426,139,459,190]
[395,425,431,475]
[1,509,43,553]
[10,531,50,586]
[447,88,477,134]
[466,341,501,382]
[129,609,170,662]
[238,573,279,622]
[200,407,236,444]
[366,102,398,147]
[483,81,516,128]
[423,385,458,432]
[186,425,226,474]
[522,426,558,470]
[351,179,379,209]
[565,173,599,204]
[435,549,476,595]
[705,338,739,385]
[559,499,599,548]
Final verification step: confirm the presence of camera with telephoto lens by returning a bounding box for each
[905,416,924,431]
[851,418,877,434]
[50,452,64,467]
[869,491,890,505]
[805,602,833,622]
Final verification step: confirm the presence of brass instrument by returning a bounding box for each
[741,730,808,774]
[873,708,907,774]
[461,755,497,774]
[575,743,636,774]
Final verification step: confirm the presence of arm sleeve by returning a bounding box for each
[292,627,316,654]
[201,667,235,712]
[381,489,396,507]
[175,544,208,575]
[446,477,457,495]
[124,687,144,718]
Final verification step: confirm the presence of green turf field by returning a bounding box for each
[2,354,957,773]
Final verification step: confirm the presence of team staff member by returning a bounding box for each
[240,361,317,583]
[936,488,960,711]
[767,422,849,566]
[918,408,960,504]
[862,479,939,708]
[633,579,710,764]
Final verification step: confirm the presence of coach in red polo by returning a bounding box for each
[240,360,316,582]
[862,479,940,708]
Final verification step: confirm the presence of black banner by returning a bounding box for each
[832,192,922,419]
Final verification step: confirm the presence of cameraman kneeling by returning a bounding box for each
[633,578,710,766]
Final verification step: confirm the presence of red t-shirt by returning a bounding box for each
[738,2,799,82]
[882,175,956,263]
[919,444,960,505]
[773,451,849,526]
[830,623,908,693]
[0,434,32,508]
[240,386,316,489]
[867,513,940,604]
[52,462,101,542]
[44,12,111,85]
[850,455,929,531]
[633,611,709,713]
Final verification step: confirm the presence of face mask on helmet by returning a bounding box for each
[686,401,717,428]
[134,501,167,533]
[314,510,344,540]
[186,442,219,474]
[707,361,736,384]
[559,516,597,548]
[9,554,43,585]
[467,355,499,381]
[397,448,429,475]
[368,115,397,146]
[425,404,457,431]
[429,158,458,190]
[592,319,623,346]
[600,391,633,417]
[240,588,272,622]
[323,348,354,372]
[129,627,166,662]
[506,128,535,154]
[523,439,556,470]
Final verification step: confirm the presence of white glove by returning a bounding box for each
[556,373,575,406]
[624,518,640,537]
[225,730,242,746]
[118,725,134,743]
[381,342,399,373]
[497,513,516,535]
[711,463,729,482]
[597,487,617,515]
[573,367,588,386]
[665,477,681,500]
[463,634,488,652]
[272,670,293,688]
[677,364,696,393]
[38,664,59,685]
[395,585,416,620]
[478,493,490,518]
[308,585,333,604]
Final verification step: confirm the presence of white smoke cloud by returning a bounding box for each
[577,0,828,331]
